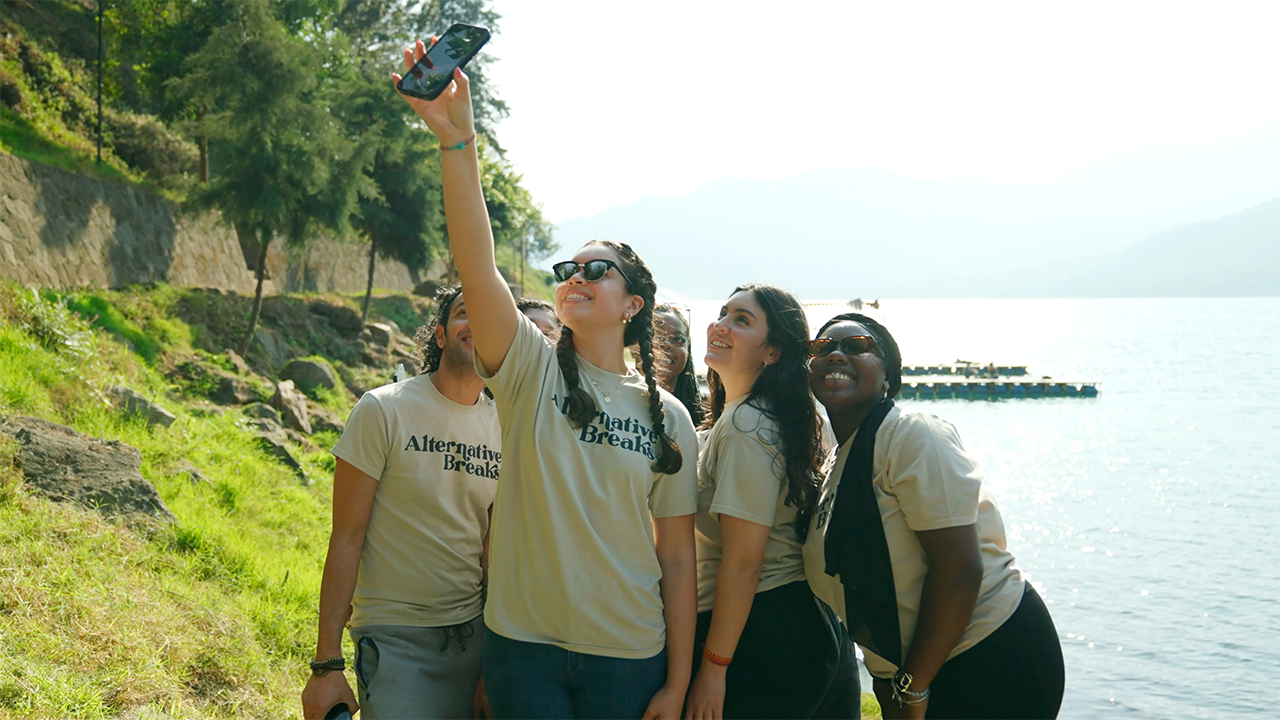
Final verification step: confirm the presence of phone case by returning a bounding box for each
[396,23,491,101]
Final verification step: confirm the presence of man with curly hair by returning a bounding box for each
[303,286,500,720]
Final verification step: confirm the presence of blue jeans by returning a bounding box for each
[483,628,668,719]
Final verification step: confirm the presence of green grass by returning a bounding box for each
[862,692,882,718]
[0,107,139,186]
[0,284,356,718]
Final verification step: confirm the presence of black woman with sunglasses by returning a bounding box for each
[394,44,698,719]
[802,313,1064,719]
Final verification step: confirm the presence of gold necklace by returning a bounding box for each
[589,374,630,404]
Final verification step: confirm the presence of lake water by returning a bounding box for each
[682,297,1280,718]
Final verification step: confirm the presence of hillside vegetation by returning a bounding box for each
[0,282,440,718]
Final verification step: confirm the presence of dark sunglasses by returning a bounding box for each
[807,335,880,359]
[552,259,624,283]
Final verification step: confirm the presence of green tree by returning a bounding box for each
[174,0,372,356]
[481,149,557,293]
[335,67,446,324]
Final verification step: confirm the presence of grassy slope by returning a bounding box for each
[0,283,428,718]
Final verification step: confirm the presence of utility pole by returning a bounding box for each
[96,0,103,166]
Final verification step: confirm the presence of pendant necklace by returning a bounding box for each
[589,374,630,404]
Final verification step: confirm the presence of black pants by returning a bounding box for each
[692,581,845,719]
[925,584,1065,719]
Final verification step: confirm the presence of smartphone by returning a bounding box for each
[396,23,491,101]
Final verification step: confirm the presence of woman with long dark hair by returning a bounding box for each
[684,284,855,718]
[653,303,704,426]
[804,313,1064,719]
[394,45,699,719]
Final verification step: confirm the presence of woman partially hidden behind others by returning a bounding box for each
[803,313,1064,719]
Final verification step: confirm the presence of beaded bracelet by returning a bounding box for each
[702,645,732,667]
[441,133,476,152]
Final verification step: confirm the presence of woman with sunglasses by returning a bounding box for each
[652,304,705,426]
[803,314,1064,719]
[394,47,699,719]
[684,284,853,719]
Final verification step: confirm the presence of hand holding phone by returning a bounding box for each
[396,23,490,101]
[393,35,480,146]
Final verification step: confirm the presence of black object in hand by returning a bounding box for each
[325,703,353,720]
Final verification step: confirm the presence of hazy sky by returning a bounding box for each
[484,0,1280,223]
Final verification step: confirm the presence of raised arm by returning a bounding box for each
[394,39,519,373]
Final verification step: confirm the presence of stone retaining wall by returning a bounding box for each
[0,153,426,294]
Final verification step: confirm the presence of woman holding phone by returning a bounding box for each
[684,284,853,719]
[803,313,1064,719]
[394,41,699,719]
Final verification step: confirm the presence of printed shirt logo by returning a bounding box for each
[552,394,656,459]
[813,492,835,532]
[403,434,501,479]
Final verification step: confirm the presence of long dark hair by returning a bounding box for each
[704,284,826,530]
[415,284,462,374]
[556,240,683,474]
[655,304,705,426]
[814,312,903,399]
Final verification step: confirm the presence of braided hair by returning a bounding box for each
[704,284,827,535]
[414,284,463,374]
[814,312,903,399]
[555,240,683,475]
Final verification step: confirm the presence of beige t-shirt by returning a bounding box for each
[332,373,501,628]
[803,406,1024,678]
[477,315,700,659]
[695,396,807,612]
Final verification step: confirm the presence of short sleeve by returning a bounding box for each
[883,414,982,531]
[708,429,784,527]
[474,313,554,407]
[648,396,700,518]
[331,392,390,480]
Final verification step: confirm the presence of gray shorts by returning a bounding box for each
[350,614,484,720]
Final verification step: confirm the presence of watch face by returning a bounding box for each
[893,670,913,692]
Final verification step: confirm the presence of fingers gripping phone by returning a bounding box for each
[396,23,491,101]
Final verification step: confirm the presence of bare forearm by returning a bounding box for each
[315,535,364,658]
[703,562,762,658]
[658,558,697,688]
[440,148,499,283]
[902,564,980,687]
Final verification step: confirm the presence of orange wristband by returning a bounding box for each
[702,645,732,666]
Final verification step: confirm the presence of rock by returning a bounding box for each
[307,300,363,336]
[413,279,441,298]
[309,403,346,435]
[169,360,271,406]
[242,402,280,423]
[223,348,251,376]
[270,380,312,435]
[107,385,176,428]
[284,428,319,453]
[250,422,307,483]
[0,415,175,522]
[251,326,291,371]
[281,358,336,395]
[364,322,395,348]
[175,460,209,485]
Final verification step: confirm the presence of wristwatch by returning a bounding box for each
[892,668,914,696]
[310,656,346,676]
[892,668,931,706]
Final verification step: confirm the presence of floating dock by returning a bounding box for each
[903,363,1028,377]
[900,378,1098,400]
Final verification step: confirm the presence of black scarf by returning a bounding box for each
[823,396,901,667]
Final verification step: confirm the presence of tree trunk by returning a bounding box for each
[238,229,272,357]
[362,239,376,325]
[198,107,209,183]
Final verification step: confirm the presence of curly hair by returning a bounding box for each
[654,303,705,426]
[814,312,903,399]
[414,284,463,375]
[516,296,556,316]
[704,284,827,537]
[555,240,683,475]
